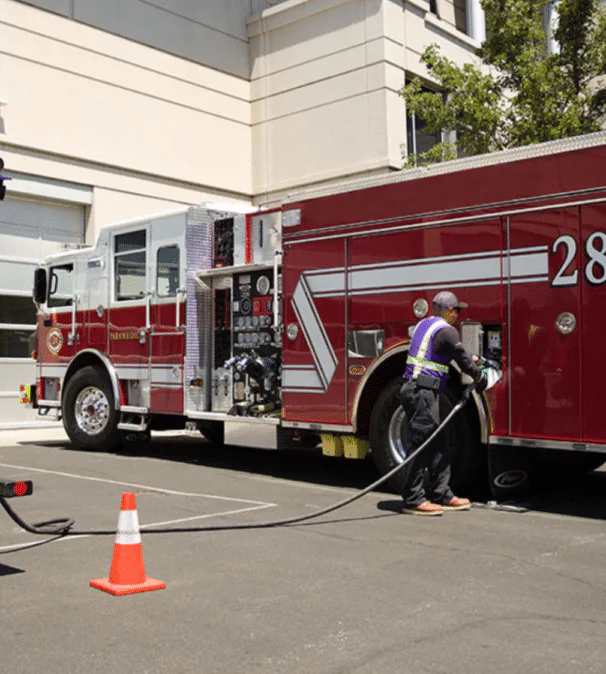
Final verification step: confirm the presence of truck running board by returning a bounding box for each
[118,412,149,432]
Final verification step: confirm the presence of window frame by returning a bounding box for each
[47,262,75,309]
[113,228,148,303]
[405,83,445,165]
[155,245,181,299]
[0,292,37,360]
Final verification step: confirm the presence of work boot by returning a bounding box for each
[402,500,443,516]
[441,496,471,511]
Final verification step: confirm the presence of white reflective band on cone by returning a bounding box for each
[115,509,142,545]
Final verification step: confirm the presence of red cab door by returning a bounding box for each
[149,216,185,415]
[109,227,150,385]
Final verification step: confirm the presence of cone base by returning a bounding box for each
[90,576,166,596]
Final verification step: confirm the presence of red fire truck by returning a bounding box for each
[22,132,606,494]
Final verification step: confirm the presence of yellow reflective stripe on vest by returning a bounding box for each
[406,354,449,374]
[412,318,450,378]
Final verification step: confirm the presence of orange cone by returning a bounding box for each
[90,492,166,596]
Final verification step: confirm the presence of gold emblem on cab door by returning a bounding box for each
[46,327,64,355]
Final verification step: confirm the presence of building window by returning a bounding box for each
[454,0,467,32]
[429,0,439,17]
[406,87,443,163]
[0,295,37,358]
[115,230,147,301]
[156,246,180,298]
[47,264,74,308]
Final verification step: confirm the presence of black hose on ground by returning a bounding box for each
[0,387,472,537]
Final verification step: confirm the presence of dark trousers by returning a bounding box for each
[399,380,454,508]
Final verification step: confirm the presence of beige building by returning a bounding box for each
[0,0,485,425]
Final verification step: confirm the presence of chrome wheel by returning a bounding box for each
[74,386,110,436]
[387,405,409,464]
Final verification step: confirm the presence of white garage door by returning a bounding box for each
[0,195,85,427]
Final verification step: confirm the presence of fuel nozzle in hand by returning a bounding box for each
[462,357,503,404]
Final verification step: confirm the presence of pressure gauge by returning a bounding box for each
[256,275,271,296]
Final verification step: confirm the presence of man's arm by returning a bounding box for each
[435,327,482,380]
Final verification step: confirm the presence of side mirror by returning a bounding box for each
[33,268,47,306]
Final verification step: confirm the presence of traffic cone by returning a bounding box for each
[90,492,166,596]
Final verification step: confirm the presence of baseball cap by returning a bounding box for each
[433,291,469,310]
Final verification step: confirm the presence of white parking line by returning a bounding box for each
[0,539,62,553]
[140,503,275,529]
[0,462,277,507]
[0,503,277,552]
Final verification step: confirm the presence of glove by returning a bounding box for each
[475,370,489,393]
[461,384,474,404]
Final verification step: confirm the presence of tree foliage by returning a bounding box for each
[401,0,606,166]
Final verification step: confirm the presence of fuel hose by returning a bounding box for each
[1,385,474,537]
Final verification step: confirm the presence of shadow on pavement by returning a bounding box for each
[22,433,387,494]
[19,435,606,521]
[0,563,25,575]
[514,466,606,521]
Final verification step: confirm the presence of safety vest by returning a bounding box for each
[404,316,451,391]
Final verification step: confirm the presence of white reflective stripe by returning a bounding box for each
[39,365,68,378]
[150,366,182,384]
[116,532,142,545]
[292,274,338,391]
[413,319,448,378]
[349,256,500,295]
[504,252,549,277]
[306,248,549,298]
[116,509,141,545]
[114,366,149,380]
[281,368,324,389]
[305,271,345,295]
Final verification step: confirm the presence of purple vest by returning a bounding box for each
[404,316,451,391]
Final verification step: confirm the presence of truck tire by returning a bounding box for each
[368,377,479,494]
[198,421,225,446]
[62,366,121,451]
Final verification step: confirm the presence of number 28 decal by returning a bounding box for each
[551,232,606,287]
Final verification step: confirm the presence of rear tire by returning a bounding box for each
[62,366,121,451]
[368,377,480,494]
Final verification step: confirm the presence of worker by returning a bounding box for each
[399,291,487,516]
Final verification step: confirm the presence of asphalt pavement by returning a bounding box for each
[1,427,605,674]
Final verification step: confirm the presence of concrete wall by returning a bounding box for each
[249,0,481,203]
[2,0,483,225]
[1,0,253,242]
[14,0,254,78]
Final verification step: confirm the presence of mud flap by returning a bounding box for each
[488,444,530,500]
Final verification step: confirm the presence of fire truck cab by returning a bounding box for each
[26,132,606,494]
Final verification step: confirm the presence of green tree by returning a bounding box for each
[401,0,606,167]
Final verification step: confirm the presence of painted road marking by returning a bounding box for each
[0,503,276,552]
[0,462,276,507]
